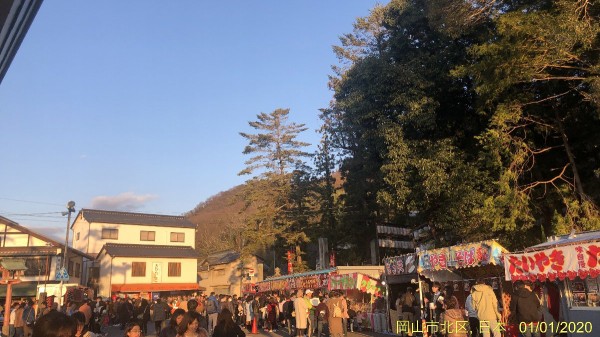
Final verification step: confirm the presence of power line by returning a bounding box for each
[0,197,63,207]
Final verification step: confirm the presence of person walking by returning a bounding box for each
[399,288,416,337]
[119,298,134,330]
[326,292,343,337]
[465,285,479,337]
[213,308,245,337]
[294,290,309,337]
[315,297,329,337]
[159,308,185,337]
[471,279,502,337]
[153,298,169,335]
[510,281,541,337]
[206,292,221,335]
[22,299,35,337]
[282,295,295,336]
[440,297,467,337]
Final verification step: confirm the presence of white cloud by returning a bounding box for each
[90,192,158,211]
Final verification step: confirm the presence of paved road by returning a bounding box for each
[104,323,393,337]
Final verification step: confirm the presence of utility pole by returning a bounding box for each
[57,201,75,311]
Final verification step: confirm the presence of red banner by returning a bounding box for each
[504,242,600,281]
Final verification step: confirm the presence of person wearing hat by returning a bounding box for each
[304,290,315,337]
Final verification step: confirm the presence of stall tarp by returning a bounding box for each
[383,254,417,275]
[329,273,358,291]
[418,240,507,272]
[270,279,289,291]
[504,241,600,281]
[356,274,382,296]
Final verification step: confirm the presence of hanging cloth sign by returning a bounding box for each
[356,273,382,296]
[418,240,507,272]
[328,273,358,290]
[504,241,600,281]
[384,254,417,275]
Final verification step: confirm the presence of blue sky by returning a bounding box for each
[0,1,386,239]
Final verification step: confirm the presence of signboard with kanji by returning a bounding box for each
[504,242,600,281]
[383,254,417,275]
[418,240,507,272]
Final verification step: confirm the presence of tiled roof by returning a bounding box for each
[99,243,199,259]
[0,246,58,256]
[0,215,94,260]
[78,209,196,228]
[200,250,240,266]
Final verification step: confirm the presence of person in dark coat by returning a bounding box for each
[152,298,169,334]
[213,308,245,337]
[510,281,541,337]
[160,308,185,337]
[136,299,151,335]
[119,298,134,330]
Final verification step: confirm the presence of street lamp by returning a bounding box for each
[58,200,75,310]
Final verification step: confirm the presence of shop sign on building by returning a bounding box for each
[152,262,161,283]
[504,242,600,281]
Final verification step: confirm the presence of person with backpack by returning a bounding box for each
[22,299,35,337]
[326,291,343,337]
[315,297,329,337]
[399,288,416,337]
[206,292,220,335]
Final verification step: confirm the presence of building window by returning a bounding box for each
[170,232,185,242]
[76,232,80,241]
[132,262,146,277]
[74,262,80,278]
[168,262,181,277]
[101,228,118,239]
[214,269,226,277]
[68,261,74,275]
[23,258,49,276]
[140,231,155,241]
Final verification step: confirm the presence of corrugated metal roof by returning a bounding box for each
[79,209,196,228]
[528,230,600,251]
[100,243,199,259]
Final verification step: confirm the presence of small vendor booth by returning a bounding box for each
[383,253,419,332]
[254,266,386,331]
[417,240,510,330]
[504,230,600,337]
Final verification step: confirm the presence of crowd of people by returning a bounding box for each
[394,279,543,337]
[237,289,358,337]
[5,288,377,337]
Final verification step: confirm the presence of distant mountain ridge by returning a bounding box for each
[186,172,343,258]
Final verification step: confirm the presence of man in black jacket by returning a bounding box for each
[510,281,541,337]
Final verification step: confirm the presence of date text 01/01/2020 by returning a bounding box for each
[395,321,593,335]
[520,321,592,334]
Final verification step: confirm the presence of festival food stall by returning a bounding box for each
[417,240,510,325]
[504,230,600,337]
[383,253,419,332]
[254,266,386,331]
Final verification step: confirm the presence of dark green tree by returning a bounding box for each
[238,108,312,269]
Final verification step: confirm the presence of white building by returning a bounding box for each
[70,209,200,298]
[0,215,93,299]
